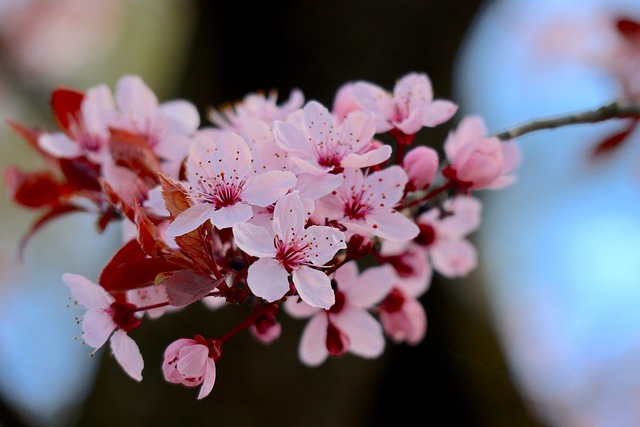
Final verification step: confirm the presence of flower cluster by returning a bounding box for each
[4,72,520,398]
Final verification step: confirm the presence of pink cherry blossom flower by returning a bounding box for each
[315,166,419,241]
[208,88,304,132]
[351,72,458,135]
[443,115,520,190]
[402,145,439,191]
[249,305,282,344]
[165,132,296,236]
[63,272,144,381]
[232,192,346,309]
[331,82,362,124]
[284,261,395,366]
[274,100,391,174]
[111,75,200,177]
[38,84,116,162]
[379,285,427,346]
[162,336,219,399]
[382,195,482,279]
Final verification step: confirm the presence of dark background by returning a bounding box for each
[6,1,548,426]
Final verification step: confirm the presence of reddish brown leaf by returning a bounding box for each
[162,270,224,307]
[158,174,219,274]
[591,118,639,158]
[99,239,146,288]
[617,18,640,39]
[59,157,102,191]
[133,201,168,257]
[109,128,160,185]
[101,179,135,222]
[51,88,84,132]
[159,173,191,219]
[101,254,181,293]
[4,167,68,208]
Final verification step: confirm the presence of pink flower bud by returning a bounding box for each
[402,146,439,191]
[162,336,218,399]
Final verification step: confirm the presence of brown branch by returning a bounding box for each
[493,99,640,141]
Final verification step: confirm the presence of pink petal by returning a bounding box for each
[197,358,217,399]
[247,257,290,302]
[63,273,113,309]
[38,133,82,158]
[81,84,115,138]
[273,121,314,157]
[333,260,359,288]
[110,330,144,381]
[295,173,343,200]
[115,75,158,126]
[283,297,319,319]
[302,101,335,147]
[367,211,419,241]
[233,222,277,258]
[366,165,408,205]
[292,266,335,309]
[438,196,482,238]
[422,99,458,127]
[334,308,385,358]
[208,202,253,229]
[177,344,208,377]
[345,265,395,308]
[165,203,213,237]
[273,192,307,239]
[336,110,376,151]
[159,100,200,134]
[300,225,346,266]
[242,170,296,206]
[351,82,394,133]
[381,296,427,345]
[341,144,392,169]
[82,309,116,349]
[298,313,329,366]
[214,133,252,177]
[430,239,477,278]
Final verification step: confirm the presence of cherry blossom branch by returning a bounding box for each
[492,99,640,141]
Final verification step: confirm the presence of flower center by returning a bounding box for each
[344,191,372,220]
[275,238,307,272]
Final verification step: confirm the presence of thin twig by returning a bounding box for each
[492,99,640,140]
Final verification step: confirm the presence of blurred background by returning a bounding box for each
[1,0,640,426]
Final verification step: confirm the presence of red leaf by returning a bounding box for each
[99,239,146,287]
[101,179,135,222]
[163,270,224,307]
[158,174,219,274]
[58,157,102,191]
[4,167,67,208]
[102,255,181,293]
[591,118,639,158]
[51,88,84,132]
[159,173,191,218]
[109,128,160,185]
[617,18,640,39]
[133,201,168,257]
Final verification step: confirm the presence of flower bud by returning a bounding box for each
[403,146,439,191]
